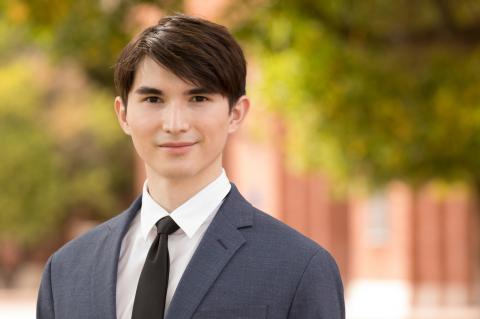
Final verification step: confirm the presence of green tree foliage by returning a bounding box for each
[0,11,135,251]
[0,53,133,247]
[1,0,183,85]
[0,60,65,246]
[234,0,480,187]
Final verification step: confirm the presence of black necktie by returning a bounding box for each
[132,216,179,319]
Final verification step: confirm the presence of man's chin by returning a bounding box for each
[151,165,197,180]
[160,171,193,180]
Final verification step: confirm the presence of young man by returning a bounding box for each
[37,14,345,319]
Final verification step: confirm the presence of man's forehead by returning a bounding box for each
[133,56,211,92]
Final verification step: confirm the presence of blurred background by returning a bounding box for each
[1,0,479,318]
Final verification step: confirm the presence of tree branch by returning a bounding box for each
[298,0,480,47]
[433,0,460,33]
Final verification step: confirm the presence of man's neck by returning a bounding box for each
[145,166,223,213]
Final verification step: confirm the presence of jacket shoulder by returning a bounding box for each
[253,207,319,247]
[52,202,137,262]
[246,206,336,267]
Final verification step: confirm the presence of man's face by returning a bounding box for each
[115,57,249,182]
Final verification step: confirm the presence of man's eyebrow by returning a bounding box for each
[134,86,163,95]
[186,87,215,95]
[134,86,215,96]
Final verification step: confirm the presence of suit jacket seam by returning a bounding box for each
[286,247,321,316]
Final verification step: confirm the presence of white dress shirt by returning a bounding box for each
[116,170,231,319]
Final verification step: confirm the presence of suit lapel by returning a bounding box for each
[91,196,142,319]
[166,184,253,319]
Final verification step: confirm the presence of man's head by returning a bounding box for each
[113,14,249,183]
[114,14,247,110]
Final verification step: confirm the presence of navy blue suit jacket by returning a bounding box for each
[37,184,345,318]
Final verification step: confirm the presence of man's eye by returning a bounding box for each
[191,96,208,102]
[145,96,161,103]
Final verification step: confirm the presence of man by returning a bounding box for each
[37,14,345,319]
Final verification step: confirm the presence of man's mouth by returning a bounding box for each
[159,142,197,148]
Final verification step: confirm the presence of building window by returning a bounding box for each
[368,191,390,247]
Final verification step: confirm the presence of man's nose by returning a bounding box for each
[162,103,190,134]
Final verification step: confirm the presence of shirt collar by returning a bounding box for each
[140,169,231,241]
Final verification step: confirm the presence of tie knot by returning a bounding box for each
[156,216,179,235]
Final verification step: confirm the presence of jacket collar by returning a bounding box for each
[91,195,142,319]
[166,183,253,319]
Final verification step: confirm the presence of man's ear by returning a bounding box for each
[114,96,131,135]
[228,95,250,134]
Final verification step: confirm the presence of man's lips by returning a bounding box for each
[159,142,197,147]
[158,141,197,155]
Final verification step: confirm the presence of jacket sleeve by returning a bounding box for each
[37,255,55,319]
[288,248,345,319]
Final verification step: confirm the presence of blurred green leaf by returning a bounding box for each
[234,0,480,189]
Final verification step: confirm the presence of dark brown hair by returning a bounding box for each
[114,14,247,110]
